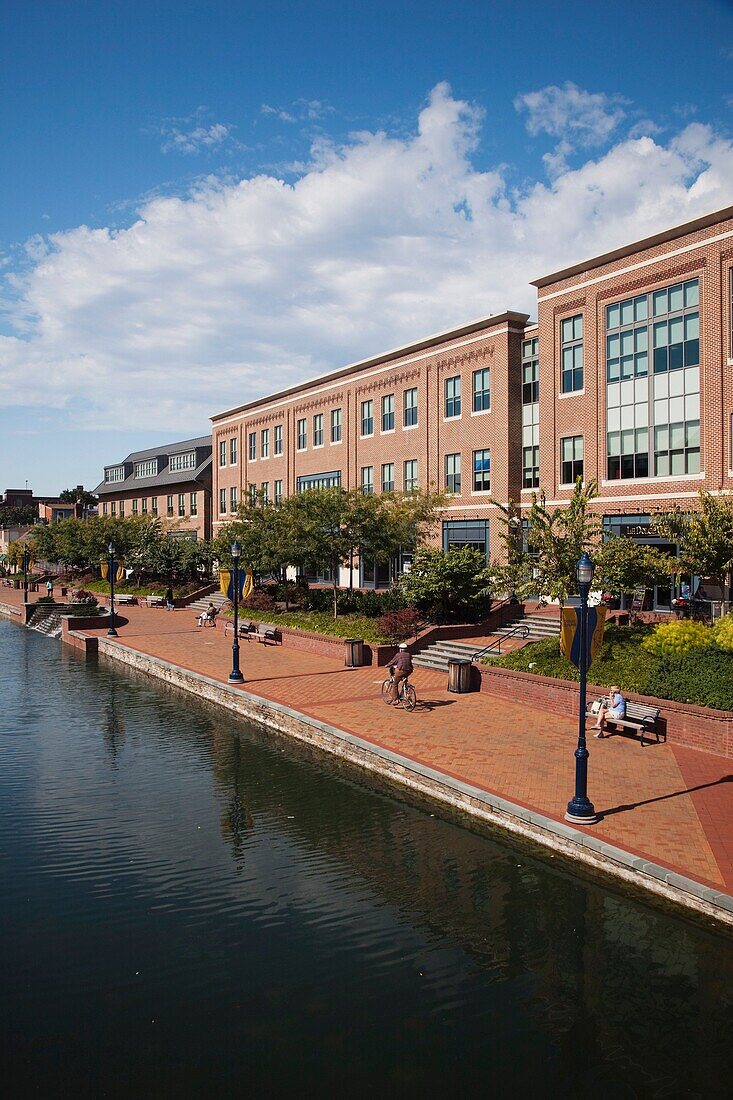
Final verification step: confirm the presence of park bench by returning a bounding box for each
[147,595,166,607]
[224,619,255,639]
[115,594,136,606]
[251,623,281,646]
[603,701,663,746]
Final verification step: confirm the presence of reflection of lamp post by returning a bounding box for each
[228,540,244,684]
[107,542,118,637]
[22,546,29,600]
[565,552,598,825]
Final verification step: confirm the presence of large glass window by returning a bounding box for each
[381,463,394,492]
[522,336,540,489]
[445,376,461,418]
[274,424,283,455]
[561,436,584,485]
[445,453,461,494]
[442,519,489,560]
[606,280,700,480]
[261,429,269,458]
[248,432,257,461]
[313,413,324,447]
[472,368,490,412]
[403,459,418,492]
[404,388,418,427]
[134,459,158,478]
[361,466,374,494]
[381,394,394,432]
[105,466,125,482]
[296,471,342,492]
[473,449,491,492]
[361,400,374,436]
[297,419,307,450]
[331,408,342,442]
[561,314,583,393]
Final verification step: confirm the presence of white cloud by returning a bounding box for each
[515,81,627,147]
[2,82,733,438]
[158,110,234,154]
[261,98,334,124]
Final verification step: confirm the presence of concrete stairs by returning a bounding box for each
[29,610,62,638]
[412,610,561,673]
[492,612,560,642]
[188,592,231,615]
[412,639,486,673]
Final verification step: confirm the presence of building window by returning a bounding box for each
[230,438,237,465]
[473,449,491,492]
[445,376,461,418]
[313,413,324,447]
[522,336,540,489]
[119,502,125,518]
[110,502,116,516]
[261,482,269,504]
[381,394,394,432]
[261,428,269,458]
[522,339,539,403]
[296,471,342,492]
[274,480,283,505]
[403,459,418,492]
[606,280,699,480]
[381,463,394,492]
[132,498,138,515]
[219,440,227,466]
[361,466,374,494]
[142,498,148,515]
[297,418,307,450]
[331,408,342,443]
[102,502,108,516]
[561,436,584,485]
[445,453,461,494]
[169,451,196,473]
[561,315,584,393]
[167,494,174,517]
[105,466,125,483]
[442,519,489,560]
[361,399,374,437]
[404,388,418,427]
[134,459,158,478]
[274,424,283,455]
[219,489,226,514]
[152,497,158,516]
[472,368,490,412]
[190,492,197,516]
[248,432,257,461]
[249,484,257,505]
[178,492,186,517]
[228,486,236,512]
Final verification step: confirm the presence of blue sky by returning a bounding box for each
[1,0,732,494]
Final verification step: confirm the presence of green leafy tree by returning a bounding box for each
[593,537,678,597]
[0,505,38,527]
[398,546,492,623]
[523,480,601,604]
[488,498,536,599]
[654,491,733,592]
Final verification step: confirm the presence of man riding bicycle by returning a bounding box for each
[386,643,413,705]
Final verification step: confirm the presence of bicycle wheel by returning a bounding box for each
[402,684,417,711]
[381,679,393,704]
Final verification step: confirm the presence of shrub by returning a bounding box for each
[242,589,276,613]
[712,613,733,652]
[642,619,714,658]
[70,588,97,603]
[641,649,733,710]
[377,607,421,642]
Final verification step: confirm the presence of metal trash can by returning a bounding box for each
[447,658,472,693]
[344,638,365,668]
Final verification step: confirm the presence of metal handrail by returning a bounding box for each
[470,622,530,661]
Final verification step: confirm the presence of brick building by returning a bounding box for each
[94,436,213,541]
[212,205,733,603]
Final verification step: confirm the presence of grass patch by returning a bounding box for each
[83,578,204,598]
[230,607,390,644]
[483,623,733,710]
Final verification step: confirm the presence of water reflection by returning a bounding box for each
[1,621,732,1098]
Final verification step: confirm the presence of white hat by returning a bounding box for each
[398,642,408,649]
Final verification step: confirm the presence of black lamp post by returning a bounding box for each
[565,551,598,825]
[228,540,244,684]
[107,541,118,637]
[22,546,29,600]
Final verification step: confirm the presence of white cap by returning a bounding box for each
[398,642,408,649]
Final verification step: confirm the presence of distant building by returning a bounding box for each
[93,436,213,541]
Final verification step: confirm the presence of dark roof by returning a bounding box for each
[94,436,212,496]
[532,205,733,289]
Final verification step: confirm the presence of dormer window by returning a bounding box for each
[105,466,125,483]
[134,459,159,478]
[168,451,196,473]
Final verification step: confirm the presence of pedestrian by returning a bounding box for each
[165,585,174,611]
[386,642,413,705]
[46,578,54,598]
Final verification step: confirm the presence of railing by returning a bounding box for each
[470,623,530,661]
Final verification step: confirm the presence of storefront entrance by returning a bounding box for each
[602,515,691,612]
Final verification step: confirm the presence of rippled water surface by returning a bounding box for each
[1,621,732,1097]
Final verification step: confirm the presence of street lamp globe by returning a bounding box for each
[231,540,240,561]
[576,551,594,591]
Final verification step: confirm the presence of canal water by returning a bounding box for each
[1,621,732,1098]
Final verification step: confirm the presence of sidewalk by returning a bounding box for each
[67,601,733,904]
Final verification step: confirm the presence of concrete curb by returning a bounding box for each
[95,637,733,932]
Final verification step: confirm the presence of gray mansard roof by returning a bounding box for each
[94,435,212,496]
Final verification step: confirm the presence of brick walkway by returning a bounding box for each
[5,587,730,896]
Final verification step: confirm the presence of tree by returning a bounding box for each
[398,546,492,623]
[487,498,536,599]
[59,487,98,510]
[654,491,733,592]
[593,537,679,597]
[522,480,601,604]
[0,505,37,527]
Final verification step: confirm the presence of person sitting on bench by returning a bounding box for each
[593,685,625,737]
[197,603,217,627]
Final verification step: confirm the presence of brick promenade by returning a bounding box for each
[3,586,731,897]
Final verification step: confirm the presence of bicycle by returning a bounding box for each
[381,673,417,711]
